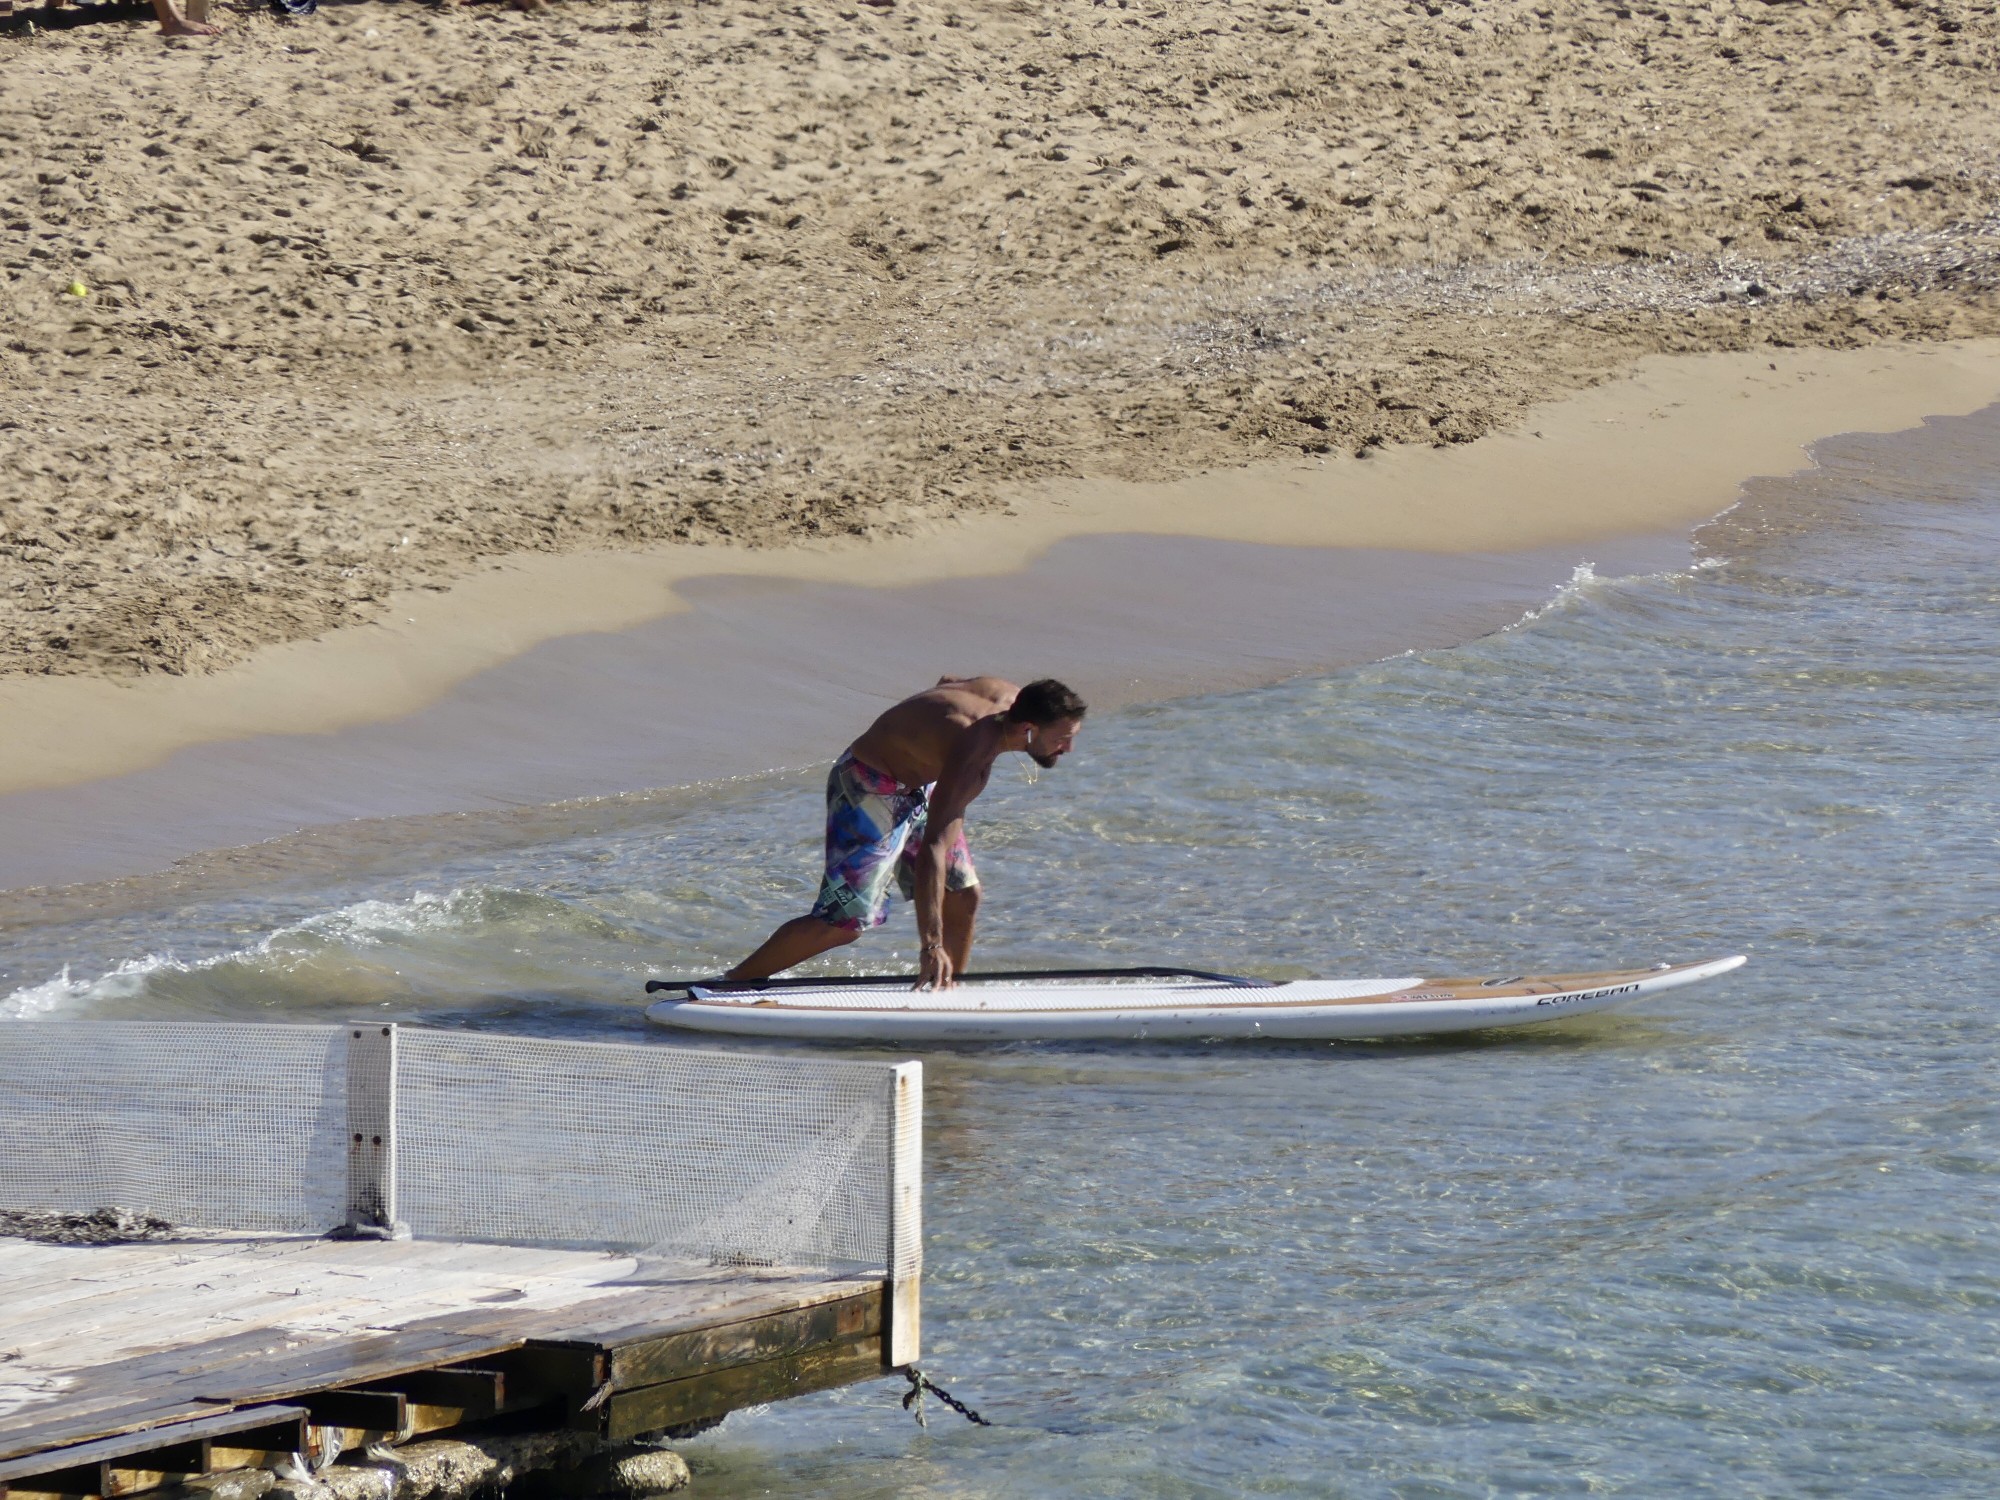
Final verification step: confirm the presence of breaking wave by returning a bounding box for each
[0,885,650,1021]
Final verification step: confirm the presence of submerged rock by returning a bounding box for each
[174,1473,276,1500]
[605,1450,693,1496]
[152,1430,687,1500]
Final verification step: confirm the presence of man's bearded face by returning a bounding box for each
[1028,715,1084,769]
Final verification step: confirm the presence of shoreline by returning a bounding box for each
[0,529,1689,894]
[4,339,2000,893]
[6,340,2000,802]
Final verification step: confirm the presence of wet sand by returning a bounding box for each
[0,528,1690,891]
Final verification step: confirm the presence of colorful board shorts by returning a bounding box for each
[810,752,978,931]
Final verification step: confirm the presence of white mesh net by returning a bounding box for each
[0,1023,349,1234]
[0,1023,918,1280]
[396,1031,908,1273]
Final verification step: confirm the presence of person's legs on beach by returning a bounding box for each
[18,0,223,38]
[151,0,223,36]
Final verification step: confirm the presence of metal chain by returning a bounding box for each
[902,1366,992,1428]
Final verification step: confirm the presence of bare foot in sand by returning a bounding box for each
[153,0,221,35]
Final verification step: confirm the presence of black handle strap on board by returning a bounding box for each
[643,964,1273,996]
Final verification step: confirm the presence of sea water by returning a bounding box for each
[5,409,2000,1496]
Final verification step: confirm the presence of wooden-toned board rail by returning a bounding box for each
[0,1281,900,1500]
[603,1330,889,1444]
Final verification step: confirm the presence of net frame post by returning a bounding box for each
[338,1023,409,1240]
[886,1061,923,1367]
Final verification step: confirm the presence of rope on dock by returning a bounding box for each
[0,1207,174,1244]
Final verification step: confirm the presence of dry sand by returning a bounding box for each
[5,0,2000,684]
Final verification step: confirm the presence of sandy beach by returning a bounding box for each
[5,0,2000,680]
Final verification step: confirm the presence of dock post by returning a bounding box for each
[886,1061,922,1367]
[338,1023,409,1239]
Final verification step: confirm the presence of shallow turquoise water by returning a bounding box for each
[5,410,1999,1496]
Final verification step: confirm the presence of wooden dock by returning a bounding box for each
[0,1233,901,1497]
[1,1023,923,1497]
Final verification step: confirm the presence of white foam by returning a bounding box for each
[0,956,185,1020]
[1509,559,1606,626]
[286,889,476,948]
[1506,554,1726,633]
[0,888,498,1020]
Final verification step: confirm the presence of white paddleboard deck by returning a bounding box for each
[644,955,1746,1042]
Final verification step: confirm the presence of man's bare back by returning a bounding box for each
[847,676,1020,788]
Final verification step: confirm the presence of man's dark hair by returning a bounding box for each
[1007,678,1088,725]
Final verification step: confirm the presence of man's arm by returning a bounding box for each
[914,737,993,989]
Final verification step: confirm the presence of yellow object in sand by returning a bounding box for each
[65,280,88,298]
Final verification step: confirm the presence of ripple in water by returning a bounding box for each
[5,409,2000,1495]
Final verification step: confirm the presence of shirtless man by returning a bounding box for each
[725,676,1088,989]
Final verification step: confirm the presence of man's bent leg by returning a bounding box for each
[942,885,979,977]
[726,915,857,981]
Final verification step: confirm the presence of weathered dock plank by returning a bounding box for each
[2,1235,636,1355]
[0,1407,308,1492]
[602,1289,879,1390]
[1,1233,898,1495]
[604,1330,887,1442]
[1,1326,521,1461]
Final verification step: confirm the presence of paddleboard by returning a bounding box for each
[643,955,1745,1042]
